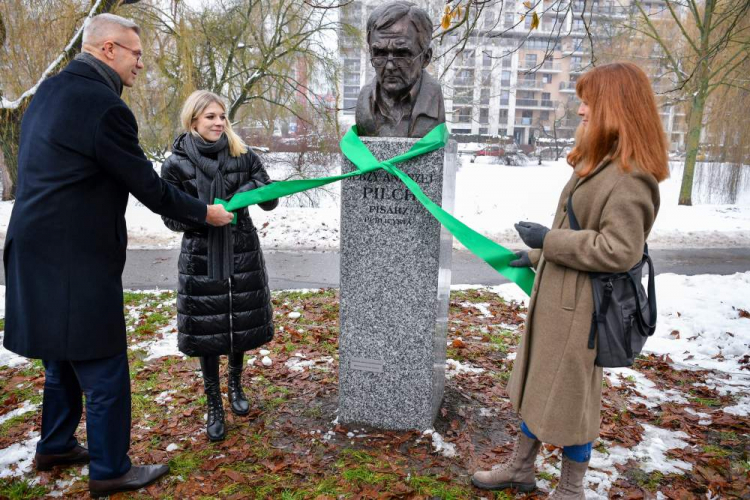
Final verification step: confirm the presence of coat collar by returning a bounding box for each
[572,153,615,192]
[63,59,121,97]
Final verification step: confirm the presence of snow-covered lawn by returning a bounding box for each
[0,158,747,251]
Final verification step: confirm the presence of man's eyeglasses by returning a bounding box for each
[370,47,429,69]
[112,41,143,63]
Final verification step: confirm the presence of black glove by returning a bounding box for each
[509,250,532,268]
[514,221,550,249]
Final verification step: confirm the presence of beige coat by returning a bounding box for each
[507,157,660,446]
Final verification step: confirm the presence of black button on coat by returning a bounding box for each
[160,133,277,357]
[2,61,208,361]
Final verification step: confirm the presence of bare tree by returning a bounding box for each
[0,0,141,199]
[625,0,750,205]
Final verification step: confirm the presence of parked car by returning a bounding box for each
[475,145,505,157]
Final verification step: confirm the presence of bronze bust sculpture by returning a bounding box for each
[355,1,446,138]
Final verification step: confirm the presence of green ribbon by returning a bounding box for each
[216,124,535,295]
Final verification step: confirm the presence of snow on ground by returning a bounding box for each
[456,273,750,498]
[0,433,39,479]
[1,158,747,251]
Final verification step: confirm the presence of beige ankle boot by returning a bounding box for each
[548,456,588,499]
[471,432,541,492]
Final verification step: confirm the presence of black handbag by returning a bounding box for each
[567,196,657,368]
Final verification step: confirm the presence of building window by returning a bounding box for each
[454,107,472,123]
[480,108,489,124]
[480,88,490,105]
[453,87,474,105]
[542,73,552,84]
[483,51,492,67]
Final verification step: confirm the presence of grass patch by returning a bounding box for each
[0,413,36,437]
[702,444,731,457]
[488,329,517,353]
[538,471,555,482]
[169,449,209,478]
[407,474,472,498]
[689,397,721,407]
[0,478,48,500]
[341,465,393,485]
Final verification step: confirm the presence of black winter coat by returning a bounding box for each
[161,134,277,356]
[3,61,207,361]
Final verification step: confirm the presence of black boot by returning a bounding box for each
[199,356,225,442]
[227,352,250,416]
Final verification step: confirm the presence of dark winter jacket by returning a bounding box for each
[161,133,278,356]
[3,60,207,361]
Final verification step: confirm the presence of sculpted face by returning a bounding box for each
[369,18,431,98]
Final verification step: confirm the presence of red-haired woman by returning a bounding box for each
[472,62,669,498]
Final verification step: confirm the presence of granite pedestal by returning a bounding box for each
[339,137,457,430]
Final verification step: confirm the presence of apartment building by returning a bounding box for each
[338,0,687,151]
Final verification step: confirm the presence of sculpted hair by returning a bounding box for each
[82,14,140,45]
[366,1,433,52]
[567,62,669,182]
[180,90,248,157]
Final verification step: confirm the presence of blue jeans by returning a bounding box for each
[521,422,592,463]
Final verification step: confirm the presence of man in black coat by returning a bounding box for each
[2,13,234,498]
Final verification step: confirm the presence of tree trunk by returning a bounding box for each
[679,89,707,206]
[0,107,22,200]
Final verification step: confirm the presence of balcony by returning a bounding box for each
[515,118,533,127]
[590,4,629,16]
[516,99,556,109]
[540,63,562,72]
[569,63,587,73]
[559,81,577,92]
[517,80,544,91]
[516,99,539,107]
[557,118,581,129]
[453,78,473,87]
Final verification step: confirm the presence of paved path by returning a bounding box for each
[16,247,744,290]
[1,248,748,290]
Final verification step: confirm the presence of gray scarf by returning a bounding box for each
[182,133,233,281]
[74,52,123,96]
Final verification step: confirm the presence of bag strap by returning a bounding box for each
[568,195,657,337]
[566,196,581,230]
[627,251,657,335]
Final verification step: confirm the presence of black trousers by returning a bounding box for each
[37,352,131,480]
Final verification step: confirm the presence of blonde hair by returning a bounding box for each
[180,90,247,157]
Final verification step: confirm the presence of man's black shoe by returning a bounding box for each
[35,445,90,471]
[89,464,169,498]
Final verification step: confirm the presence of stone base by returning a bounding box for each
[338,137,457,430]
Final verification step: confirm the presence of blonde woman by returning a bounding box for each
[161,90,278,441]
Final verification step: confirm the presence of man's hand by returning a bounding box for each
[514,221,550,249]
[509,250,532,268]
[206,204,234,226]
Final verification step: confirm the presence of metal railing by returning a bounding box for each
[559,81,578,91]
[516,99,539,107]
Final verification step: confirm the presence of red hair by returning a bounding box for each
[567,62,669,182]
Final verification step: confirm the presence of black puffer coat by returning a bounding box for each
[161,133,278,356]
